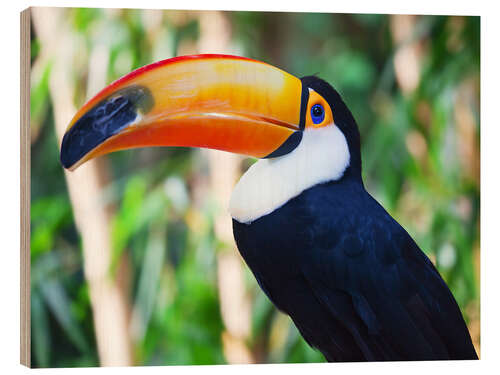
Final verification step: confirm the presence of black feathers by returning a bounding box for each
[60,85,153,169]
[233,180,477,361]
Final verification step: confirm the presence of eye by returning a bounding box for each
[311,104,325,124]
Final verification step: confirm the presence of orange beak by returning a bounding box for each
[60,54,306,171]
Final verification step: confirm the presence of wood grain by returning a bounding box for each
[20,7,31,368]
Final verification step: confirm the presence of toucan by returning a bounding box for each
[60,54,478,362]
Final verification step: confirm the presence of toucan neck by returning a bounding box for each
[344,152,363,183]
[335,163,364,189]
[229,126,352,224]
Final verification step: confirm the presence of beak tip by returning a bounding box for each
[59,85,151,170]
[59,133,75,170]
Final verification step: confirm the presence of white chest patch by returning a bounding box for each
[229,125,350,224]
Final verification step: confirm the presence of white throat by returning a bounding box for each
[229,125,350,224]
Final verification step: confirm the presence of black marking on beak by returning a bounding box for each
[264,131,303,158]
[60,85,153,169]
[264,82,309,159]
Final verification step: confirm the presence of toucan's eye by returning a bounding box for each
[311,104,325,124]
[305,90,332,128]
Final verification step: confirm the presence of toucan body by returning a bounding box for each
[60,54,477,361]
[233,177,475,361]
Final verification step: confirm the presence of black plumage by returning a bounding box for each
[232,77,477,361]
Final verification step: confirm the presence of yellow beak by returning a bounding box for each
[60,54,306,170]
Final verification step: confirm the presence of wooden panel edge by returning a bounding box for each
[20,6,31,368]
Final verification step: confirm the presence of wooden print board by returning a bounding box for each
[21,6,480,368]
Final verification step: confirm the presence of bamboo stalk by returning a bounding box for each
[197,11,254,364]
[31,7,133,366]
[390,15,423,95]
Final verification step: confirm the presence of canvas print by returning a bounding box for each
[25,7,480,367]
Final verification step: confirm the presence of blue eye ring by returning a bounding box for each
[311,104,325,124]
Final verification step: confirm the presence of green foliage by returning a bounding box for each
[111,176,148,271]
[31,195,72,259]
[30,9,480,367]
[30,62,52,124]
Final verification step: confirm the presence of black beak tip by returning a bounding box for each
[59,85,154,171]
[59,133,75,170]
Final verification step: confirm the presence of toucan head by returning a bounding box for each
[60,54,361,180]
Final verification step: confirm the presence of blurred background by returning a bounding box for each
[29,7,480,367]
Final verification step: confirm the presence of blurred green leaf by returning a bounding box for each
[72,8,102,33]
[40,279,89,353]
[30,61,52,129]
[31,292,50,367]
[132,222,168,342]
[31,195,72,260]
[111,176,148,269]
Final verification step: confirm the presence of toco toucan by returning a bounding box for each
[60,54,478,361]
